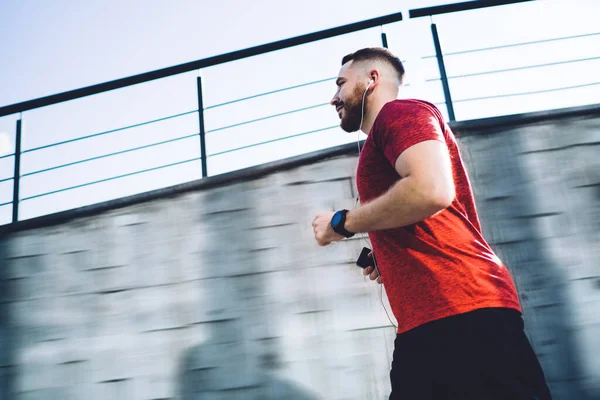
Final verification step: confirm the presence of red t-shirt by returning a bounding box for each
[357,99,521,334]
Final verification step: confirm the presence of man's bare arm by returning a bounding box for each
[345,140,455,233]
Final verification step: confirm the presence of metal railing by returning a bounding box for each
[2,0,599,225]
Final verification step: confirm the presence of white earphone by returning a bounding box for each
[358,78,375,132]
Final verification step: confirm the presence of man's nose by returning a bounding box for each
[330,95,339,106]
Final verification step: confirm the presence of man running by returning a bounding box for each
[312,47,552,400]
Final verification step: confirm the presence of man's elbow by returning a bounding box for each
[429,183,455,211]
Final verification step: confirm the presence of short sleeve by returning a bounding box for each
[373,101,446,168]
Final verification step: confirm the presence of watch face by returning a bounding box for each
[331,212,342,227]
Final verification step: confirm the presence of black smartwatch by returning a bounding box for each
[331,209,355,238]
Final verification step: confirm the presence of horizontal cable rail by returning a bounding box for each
[206,103,330,133]
[426,55,600,81]
[22,133,200,177]
[2,0,599,225]
[0,12,403,117]
[21,157,202,201]
[23,110,198,153]
[454,81,600,103]
[422,32,600,59]
[205,63,406,111]
[205,77,336,110]
[208,125,339,157]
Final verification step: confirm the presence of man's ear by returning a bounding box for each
[368,69,381,90]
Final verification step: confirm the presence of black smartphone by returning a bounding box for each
[356,247,375,269]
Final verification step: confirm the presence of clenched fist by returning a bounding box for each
[312,212,344,246]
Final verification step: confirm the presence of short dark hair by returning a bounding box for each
[342,47,405,83]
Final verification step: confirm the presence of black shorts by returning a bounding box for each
[389,307,552,400]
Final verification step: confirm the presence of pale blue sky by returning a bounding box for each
[0,0,599,224]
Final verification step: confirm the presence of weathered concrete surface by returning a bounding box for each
[454,111,600,400]
[1,105,599,399]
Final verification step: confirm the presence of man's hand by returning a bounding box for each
[312,212,344,246]
[363,251,382,284]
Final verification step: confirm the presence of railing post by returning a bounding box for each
[431,23,456,121]
[196,76,208,178]
[12,119,22,223]
[381,32,388,48]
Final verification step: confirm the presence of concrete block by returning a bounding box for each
[54,251,90,295]
[10,297,73,343]
[53,227,92,256]
[129,329,197,379]
[200,248,261,279]
[10,275,56,302]
[275,359,330,399]
[89,291,135,337]
[62,384,94,400]
[177,247,209,283]
[194,278,243,322]
[15,388,68,400]
[0,366,14,399]
[168,280,204,327]
[281,156,356,185]
[0,325,14,368]
[105,210,148,228]
[527,304,579,382]
[482,216,535,245]
[85,265,133,294]
[576,324,600,398]
[200,184,255,216]
[2,233,49,259]
[133,256,181,288]
[93,379,133,400]
[516,123,563,153]
[0,278,18,303]
[58,360,90,388]
[566,280,600,327]
[529,213,576,240]
[567,186,600,235]
[15,362,61,392]
[133,286,183,333]
[5,255,45,280]
[88,336,137,383]
[519,150,570,184]
[93,243,134,271]
[258,375,324,400]
[132,375,175,400]
[180,341,265,392]
[247,223,300,252]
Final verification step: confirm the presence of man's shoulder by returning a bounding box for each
[375,99,443,128]
[383,98,441,115]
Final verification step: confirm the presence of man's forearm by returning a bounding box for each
[345,176,452,233]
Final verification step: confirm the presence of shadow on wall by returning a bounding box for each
[0,240,15,398]
[456,121,595,400]
[176,342,320,399]
[173,184,321,399]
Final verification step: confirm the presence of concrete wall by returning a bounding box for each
[1,105,599,399]
[454,110,600,400]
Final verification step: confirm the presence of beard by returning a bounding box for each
[339,82,368,133]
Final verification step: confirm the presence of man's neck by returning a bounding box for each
[361,95,397,135]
